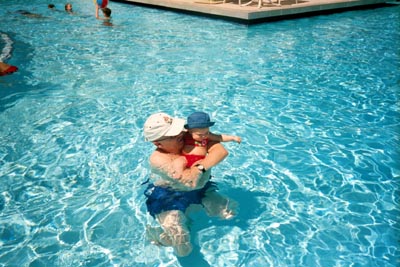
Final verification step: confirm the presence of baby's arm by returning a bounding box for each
[208,133,241,144]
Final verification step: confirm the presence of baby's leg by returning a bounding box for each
[202,190,238,219]
[156,210,192,257]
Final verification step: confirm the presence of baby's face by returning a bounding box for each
[190,128,209,141]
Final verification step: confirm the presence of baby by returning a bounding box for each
[183,111,241,168]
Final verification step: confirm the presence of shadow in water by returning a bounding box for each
[177,183,268,267]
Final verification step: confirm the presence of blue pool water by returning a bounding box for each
[0,0,399,266]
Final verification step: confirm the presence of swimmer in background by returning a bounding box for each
[183,111,241,169]
[48,4,62,12]
[95,4,113,26]
[0,62,18,76]
[65,3,73,13]
[16,10,45,18]
[0,33,18,76]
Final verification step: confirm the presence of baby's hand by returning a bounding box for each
[234,136,241,144]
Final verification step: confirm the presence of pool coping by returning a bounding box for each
[110,0,393,23]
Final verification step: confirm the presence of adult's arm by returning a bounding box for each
[201,141,228,171]
[149,151,201,187]
[149,142,228,187]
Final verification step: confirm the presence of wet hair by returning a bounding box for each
[48,4,55,9]
[102,7,111,17]
[65,3,72,11]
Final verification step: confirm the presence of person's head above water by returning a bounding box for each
[65,3,73,12]
[101,7,111,18]
[184,112,215,130]
[144,113,185,142]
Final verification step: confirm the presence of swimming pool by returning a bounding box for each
[0,0,399,266]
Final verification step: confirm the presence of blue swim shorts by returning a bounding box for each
[144,181,217,218]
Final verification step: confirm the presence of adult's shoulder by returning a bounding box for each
[149,150,164,166]
[149,149,177,167]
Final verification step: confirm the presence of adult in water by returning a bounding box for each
[143,112,237,257]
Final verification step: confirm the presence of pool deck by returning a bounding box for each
[111,0,392,23]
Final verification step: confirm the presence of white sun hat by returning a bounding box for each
[144,112,185,142]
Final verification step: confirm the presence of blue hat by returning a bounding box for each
[185,112,215,129]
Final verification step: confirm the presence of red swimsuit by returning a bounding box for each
[184,135,208,167]
[0,65,18,76]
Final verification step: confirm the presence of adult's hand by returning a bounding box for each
[179,166,202,188]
